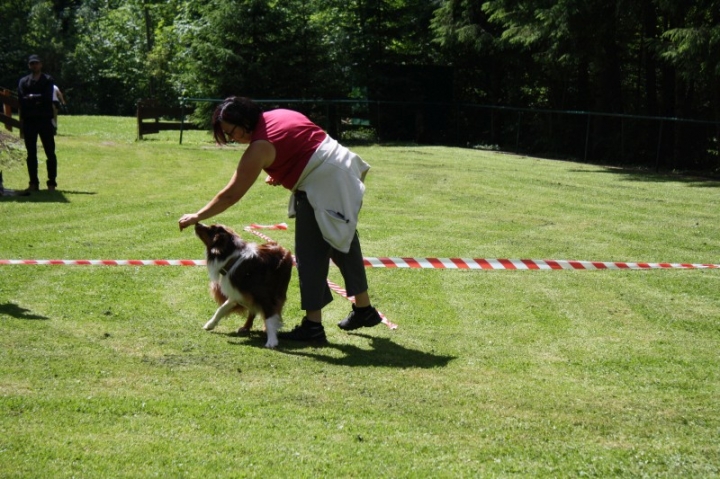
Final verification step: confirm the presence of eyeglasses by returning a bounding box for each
[224,125,238,139]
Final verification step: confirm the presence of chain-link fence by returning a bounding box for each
[177,98,720,173]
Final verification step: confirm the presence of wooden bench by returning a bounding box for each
[136,100,201,143]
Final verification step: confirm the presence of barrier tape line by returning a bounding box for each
[361,258,720,270]
[326,279,398,330]
[2,258,718,270]
[4,220,717,332]
[2,223,715,270]
[248,223,288,230]
[0,259,203,266]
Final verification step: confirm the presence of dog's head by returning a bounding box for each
[194,223,244,260]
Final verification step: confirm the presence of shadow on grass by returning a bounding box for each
[570,166,720,187]
[226,331,456,369]
[0,302,49,320]
[0,189,96,203]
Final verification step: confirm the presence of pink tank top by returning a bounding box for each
[251,109,326,190]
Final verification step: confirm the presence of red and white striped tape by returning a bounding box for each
[0,259,204,266]
[3,223,718,334]
[1,258,717,270]
[326,279,398,330]
[248,222,288,230]
[243,226,278,243]
[0,225,284,267]
[362,258,720,270]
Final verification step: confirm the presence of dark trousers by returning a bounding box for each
[23,118,57,187]
[294,191,369,311]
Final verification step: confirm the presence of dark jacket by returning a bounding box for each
[18,73,55,121]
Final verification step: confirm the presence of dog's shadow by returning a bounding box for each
[223,331,455,369]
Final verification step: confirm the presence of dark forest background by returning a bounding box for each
[3,0,720,172]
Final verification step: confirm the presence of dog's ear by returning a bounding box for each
[210,230,229,256]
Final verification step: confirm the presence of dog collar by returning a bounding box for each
[219,256,240,276]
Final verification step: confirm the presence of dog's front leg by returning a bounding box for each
[204,299,236,331]
[264,314,282,348]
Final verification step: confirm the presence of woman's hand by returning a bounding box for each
[178,213,200,231]
[265,175,281,186]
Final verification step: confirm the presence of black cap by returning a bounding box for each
[28,54,41,64]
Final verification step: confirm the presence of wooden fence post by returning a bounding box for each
[0,89,22,133]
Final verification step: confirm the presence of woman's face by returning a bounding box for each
[220,120,251,144]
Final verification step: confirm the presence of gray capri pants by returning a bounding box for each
[294,190,368,311]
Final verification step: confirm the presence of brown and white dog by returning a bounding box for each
[194,223,293,348]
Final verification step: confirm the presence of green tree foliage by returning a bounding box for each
[24,1,65,70]
[63,0,182,114]
[175,0,341,100]
[0,0,32,90]
[431,0,720,169]
[4,0,720,169]
[64,1,148,114]
[0,0,74,90]
[660,1,720,117]
[7,0,436,111]
[1,0,80,97]
[431,0,520,104]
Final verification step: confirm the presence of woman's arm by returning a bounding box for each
[178,140,275,230]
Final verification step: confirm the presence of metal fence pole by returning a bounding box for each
[584,114,591,162]
[655,120,664,172]
[516,111,522,151]
[620,118,625,162]
[179,102,185,145]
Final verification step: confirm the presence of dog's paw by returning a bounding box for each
[265,337,279,349]
[203,319,218,331]
[236,326,251,336]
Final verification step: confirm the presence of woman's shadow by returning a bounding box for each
[0,189,96,203]
[229,332,455,368]
[0,302,49,320]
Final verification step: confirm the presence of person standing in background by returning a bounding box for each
[52,84,66,135]
[18,54,58,192]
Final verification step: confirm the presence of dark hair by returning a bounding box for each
[212,96,263,144]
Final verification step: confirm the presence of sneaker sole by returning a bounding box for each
[337,319,382,331]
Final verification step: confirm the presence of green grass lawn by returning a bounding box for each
[1,116,719,478]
